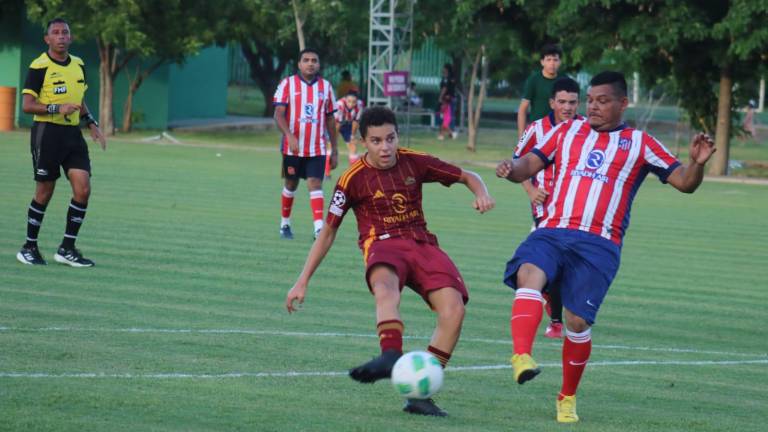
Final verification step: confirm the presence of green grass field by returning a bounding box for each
[1,129,766,432]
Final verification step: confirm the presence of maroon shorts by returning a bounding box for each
[364,238,468,305]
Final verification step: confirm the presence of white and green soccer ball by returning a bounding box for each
[391,351,444,399]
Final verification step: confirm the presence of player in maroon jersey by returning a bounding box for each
[285,106,495,417]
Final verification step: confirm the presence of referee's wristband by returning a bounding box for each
[46,104,60,114]
[80,112,98,127]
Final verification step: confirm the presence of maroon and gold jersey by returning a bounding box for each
[326,148,463,255]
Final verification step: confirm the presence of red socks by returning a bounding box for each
[309,190,324,228]
[281,188,294,220]
[560,328,592,398]
[427,345,452,368]
[377,320,404,353]
[510,288,543,355]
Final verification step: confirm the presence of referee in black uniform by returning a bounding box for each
[16,18,106,267]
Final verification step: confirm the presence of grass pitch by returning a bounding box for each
[1,129,766,432]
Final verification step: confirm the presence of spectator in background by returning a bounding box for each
[438,63,458,140]
[337,70,359,100]
[407,81,422,107]
[743,99,757,139]
[517,44,565,140]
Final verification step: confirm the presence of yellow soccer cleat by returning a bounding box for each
[556,395,579,423]
[510,353,541,384]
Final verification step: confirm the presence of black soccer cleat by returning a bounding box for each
[403,398,448,417]
[349,349,401,383]
[16,245,47,265]
[54,247,95,268]
[279,225,294,239]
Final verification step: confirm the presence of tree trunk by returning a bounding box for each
[292,0,306,51]
[241,42,286,117]
[122,60,164,132]
[708,66,732,176]
[97,38,115,135]
[466,49,480,152]
[466,46,487,152]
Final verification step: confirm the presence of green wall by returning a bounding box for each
[0,10,23,127]
[168,46,228,122]
[3,15,227,130]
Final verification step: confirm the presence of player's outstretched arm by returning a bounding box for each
[458,169,495,213]
[285,224,339,313]
[666,133,716,194]
[496,153,545,183]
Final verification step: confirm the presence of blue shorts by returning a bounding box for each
[503,228,621,325]
[339,123,353,142]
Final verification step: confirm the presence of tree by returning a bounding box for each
[416,0,551,151]
[217,0,368,117]
[26,0,222,134]
[551,0,768,175]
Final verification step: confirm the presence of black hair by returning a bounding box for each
[298,47,320,61]
[540,43,562,59]
[345,89,359,97]
[45,17,68,35]
[590,71,627,98]
[443,63,453,77]
[551,77,580,98]
[359,106,398,139]
[341,70,351,79]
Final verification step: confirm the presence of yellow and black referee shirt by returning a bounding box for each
[22,52,88,126]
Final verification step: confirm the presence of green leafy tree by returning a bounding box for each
[217,0,368,117]
[416,0,552,150]
[551,0,768,175]
[26,0,222,134]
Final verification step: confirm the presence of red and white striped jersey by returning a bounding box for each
[334,98,363,124]
[273,74,336,157]
[532,118,681,245]
[514,113,585,220]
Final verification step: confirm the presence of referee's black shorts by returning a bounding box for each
[282,154,325,180]
[30,121,91,182]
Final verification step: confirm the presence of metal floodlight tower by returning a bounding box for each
[367,0,415,107]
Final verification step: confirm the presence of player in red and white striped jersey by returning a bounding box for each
[497,71,716,423]
[334,90,364,165]
[512,77,583,340]
[273,48,338,240]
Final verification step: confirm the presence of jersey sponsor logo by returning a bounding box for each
[618,137,632,150]
[373,190,386,199]
[571,169,609,183]
[391,193,407,213]
[53,85,67,94]
[586,149,606,170]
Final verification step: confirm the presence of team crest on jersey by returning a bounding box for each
[586,149,606,170]
[618,137,632,150]
[304,104,314,117]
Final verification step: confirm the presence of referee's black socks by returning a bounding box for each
[25,199,47,248]
[61,199,87,249]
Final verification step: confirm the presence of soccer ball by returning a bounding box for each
[391,351,444,399]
